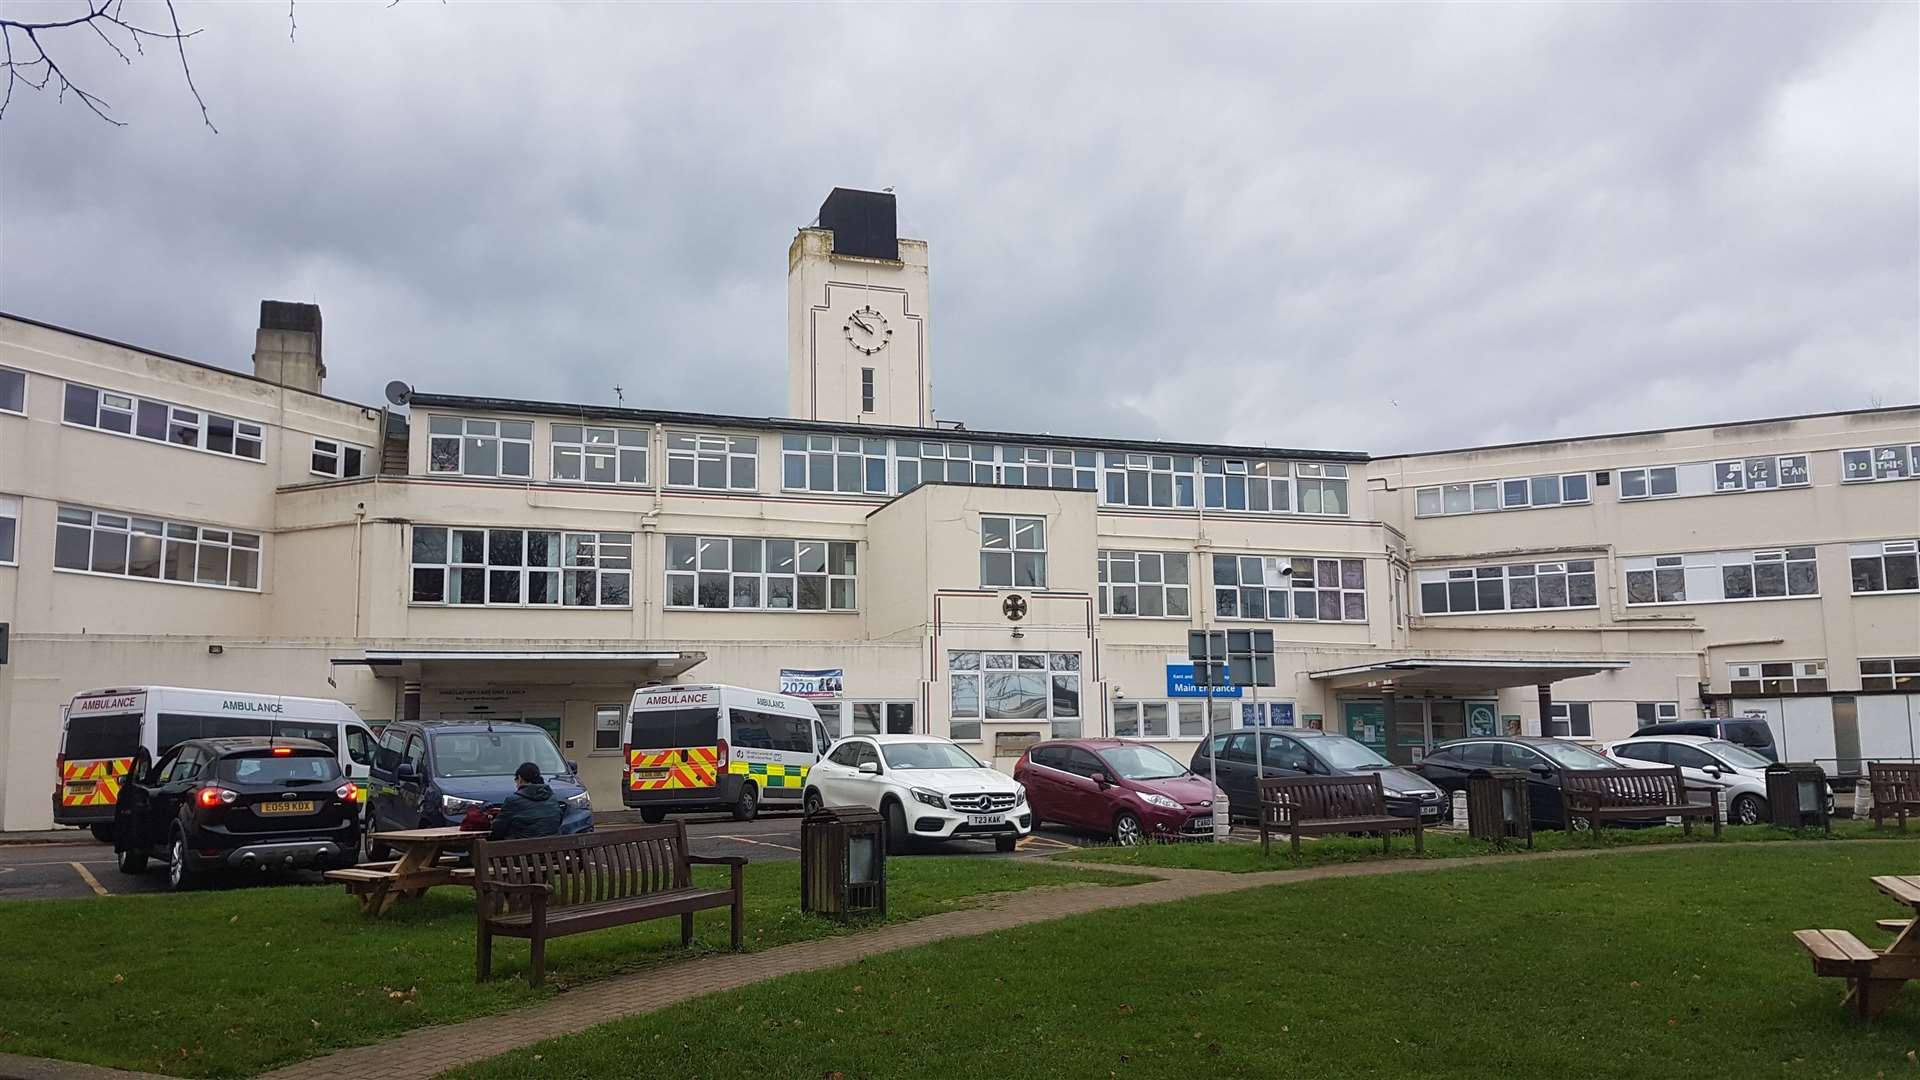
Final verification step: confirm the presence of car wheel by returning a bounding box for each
[1732,793,1766,826]
[882,799,911,854]
[89,824,115,843]
[1569,815,1592,834]
[1113,811,1145,846]
[995,835,1018,853]
[803,788,824,816]
[116,844,148,875]
[167,829,198,892]
[731,783,759,822]
[639,807,668,824]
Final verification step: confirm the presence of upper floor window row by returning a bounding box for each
[786,435,888,495]
[665,534,857,611]
[54,505,260,590]
[0,367,23,415]
[1728,660,1825,695]
[1851,540,1919,595]
[1097,550,1191,618]
[428,417,532,478]
[1212,554,1367,623]
[1624,547,1817,606]
[667,432,757,491]
[1862,657,1920,692]
[1418,560,1598,616]
[1415,473,1590,517]
[897,441,1099,495]
[1618,455,1809,501]
[1842,444,1920,484]
[553,424,646,486]
[409,525,631,608]
[63,383,263,462]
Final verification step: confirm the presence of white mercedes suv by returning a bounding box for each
[804,734,1033,852]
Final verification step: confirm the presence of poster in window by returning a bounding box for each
[1467,703,1497,737]
[779,668,844,699]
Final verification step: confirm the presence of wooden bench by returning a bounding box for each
[473,823,745,987]
[1794,928,1920,1019]
[1867,762,1920,831]
[1257,774,1424,858]
[1559,766,1721,837]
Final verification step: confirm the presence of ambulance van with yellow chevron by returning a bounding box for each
[622,684,831,823]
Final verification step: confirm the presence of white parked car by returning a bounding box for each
[804,734,1033,853]
[1605,734,1826,825]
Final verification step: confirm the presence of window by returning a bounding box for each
[1851,540,1920,594]
[552,424,647,485]
[0,366,22,414]
[426,416,532,478]
[1841,445,1920,483]
[593,705,624,752]
[1728,660,1827,695]
[1098,550,1190,618]
[948,650,1080,741]
[1547,702,1591,738]
[896,440,994,492]
[1862,658,1920,693]
[54,506,261,590]
[1414,473,1592,517]
[861,368,875,413]
[1624,547,1818,605]
[1635,702,1680,727]
[820,701,916,739]
[1418,560,1599,614]
[0,495,15,565]
[1101,452,1196,508]
[782,435,887,495]
[981,515,1046,589]
[664,535,857,611]
[62,382,264,462]
[409,526,632,608]
[1202,459,1294,513]
[1618,456,1810,501]
[1212,554,1366,622]
[1294,462,1349,516]
[995,445,1099,491]
[1112,701,1174,740]
[310,439,368,479]
[666,431,757,491]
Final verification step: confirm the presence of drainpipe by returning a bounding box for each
[353,502,367,638]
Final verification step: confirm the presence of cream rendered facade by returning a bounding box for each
[1,191,1916,831]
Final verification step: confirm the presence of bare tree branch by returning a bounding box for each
[0,0,221,130]
[288,0,296,45]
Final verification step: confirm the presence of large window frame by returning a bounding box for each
[948,650,1081,742]
[1113,699,1229,741]
[426,416,533,479]
[816,700,917,739]
[1850,540,1920,595]
[896,440,994,492]
[1414,473,1592,517]
[409,525,632,608]
[665,431,758,492]
[1841,444,1920,484]
[1624,547,1819,606]
[0,494,17,565]
[1418,560,1599,615]
[0,366,23,415]
[54,505,261,591]
[664,534,857,612]
[593,704,624,753]
[551,424,647,486]
[310,438,370,479]
[1862,658,1920,693]
[782,435,887,495]
[981,515,1047,589]
[1634,702,1680,727]
[995,445,1098,491]
[1547,702,1592,738]
[62,382,264,463]
[1617,456,1811,501]
[1097,550,1190,618]
[1211,554,1366,623]
[1729,660,1826,695]
[1101,452,1196,509]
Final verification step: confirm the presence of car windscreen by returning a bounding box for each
[1704,740,1771,770]
[216,752,340,785]
[628,708,720,750]
[430,731,567,778]
[1308,735,1391,770]
[881,742,984,770]
[1099,745,1188,781]
[1534,741,1614,769]
[63,713,141,760]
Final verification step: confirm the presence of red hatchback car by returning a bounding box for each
[1015,738,1218,844]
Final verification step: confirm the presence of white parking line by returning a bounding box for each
[709,835,802,852]
[70,861,110,897]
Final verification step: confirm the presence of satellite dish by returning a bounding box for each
[383,381,412,406]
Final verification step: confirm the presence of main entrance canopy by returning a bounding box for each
[341,649,706,688]
[1309,656,1628,695]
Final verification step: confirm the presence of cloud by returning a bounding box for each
[1,1,1913,455]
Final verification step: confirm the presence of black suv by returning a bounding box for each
[1626,718,1777,761]
[112,737,363,890]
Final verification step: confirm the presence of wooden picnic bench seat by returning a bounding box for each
[1559,766,1721,837]
[1794,928,1920,1018]
[1257,774,1424,857]
[473,823,745,987]
[1867,762,1920,831]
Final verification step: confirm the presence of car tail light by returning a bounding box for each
[335,781,362,802]
[716,738,730,769]
[196,786,238,807]
[271,747,293,756]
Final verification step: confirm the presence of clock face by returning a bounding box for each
[843,305,891,355]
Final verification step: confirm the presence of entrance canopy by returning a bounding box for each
[336,649,706,687]
[1309,656,1628,694]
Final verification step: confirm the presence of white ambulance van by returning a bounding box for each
[53,686,378,840]
[622,684,831,822]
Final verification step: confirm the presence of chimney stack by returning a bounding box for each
[252,300,325,394]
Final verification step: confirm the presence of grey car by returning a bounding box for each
[1190,729,1450,824]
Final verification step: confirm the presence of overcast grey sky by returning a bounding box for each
[1,2,1914,454]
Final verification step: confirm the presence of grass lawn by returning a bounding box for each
[450,842,1920,1080]
[1057,820,1892,873]
[0,857,1138,1078]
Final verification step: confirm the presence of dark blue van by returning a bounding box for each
[366,721,592,855]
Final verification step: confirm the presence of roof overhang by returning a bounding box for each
[1308,656,1629,693]
[332,649,705,685]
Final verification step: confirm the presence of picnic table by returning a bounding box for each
[324,827,479,916]
[1793,874,1920,1018]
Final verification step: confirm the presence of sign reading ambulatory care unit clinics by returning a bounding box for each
[780,669,844,699]
[1165,658,1242,699]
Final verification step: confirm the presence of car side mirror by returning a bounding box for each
[1091,772,1111,788]
[857,761,880,776]
[1704,765,1722,777]
[565,759,580,776]
[1529,766,1554,778]
[396,763,419,783]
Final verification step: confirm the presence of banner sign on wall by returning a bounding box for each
[779,668,844,699]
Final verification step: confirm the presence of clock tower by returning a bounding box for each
[787,188,933,427]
